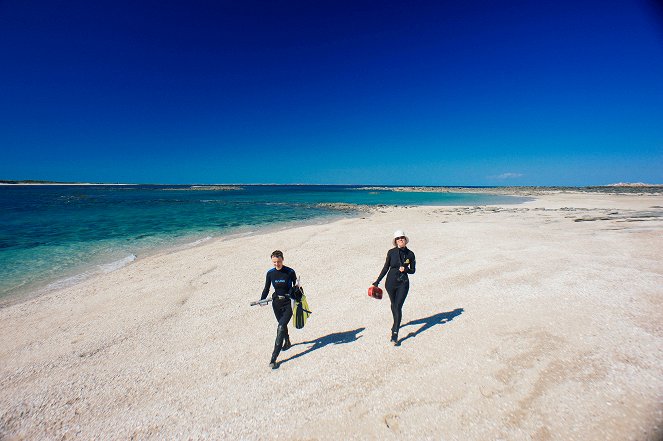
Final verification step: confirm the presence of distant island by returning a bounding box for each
[606,182,663,187]
[164,185,244,191]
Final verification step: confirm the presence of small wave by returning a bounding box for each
[46,271,94,291]
[186,236,212,247]
[170,236,213,252]
[234,231,255,237]
[43,254,137,292]
[99,254,136,273]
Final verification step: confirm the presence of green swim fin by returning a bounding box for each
[292,294,311,329]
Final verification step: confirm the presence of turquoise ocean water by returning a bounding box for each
[0,184,524,303]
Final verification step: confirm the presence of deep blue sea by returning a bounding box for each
[0,184,524,302]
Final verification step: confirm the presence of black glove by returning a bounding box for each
[372,281,379,287]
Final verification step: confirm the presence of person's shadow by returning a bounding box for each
[397,308,464,345]
[279,327,365,365]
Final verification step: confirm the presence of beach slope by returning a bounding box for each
[1,192,662,440]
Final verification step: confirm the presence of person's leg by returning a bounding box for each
[390,283,409,344]
[280,302,293,351]
[269,299,293,368]
[271,297,281,321]
[282,326,292,351]
[270,325,286,368]
[279,301,293,328]
[393,283,409,332]
[386,283,399,342]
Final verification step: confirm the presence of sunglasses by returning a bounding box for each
[396,236,406,240]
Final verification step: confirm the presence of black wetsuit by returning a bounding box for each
[262,266,297,363]
[375,247,416,336]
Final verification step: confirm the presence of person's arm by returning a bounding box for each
[289,268,303,300]
[373,250,391,285]
[407,251,416,274]
[260,272,271,300]
[290,269,298,287]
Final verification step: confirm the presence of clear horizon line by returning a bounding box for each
[1,180,662,188]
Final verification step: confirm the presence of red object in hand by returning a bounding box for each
[368,285,383,299]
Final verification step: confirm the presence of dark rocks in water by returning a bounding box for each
[315,202,365,212]
[574,217,612,222]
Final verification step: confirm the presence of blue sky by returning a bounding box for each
[1,0,662,185]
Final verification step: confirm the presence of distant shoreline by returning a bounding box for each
[2,180,661,188]
[352,185,663,196]
[2,182,661,197]
[0,181,134,186]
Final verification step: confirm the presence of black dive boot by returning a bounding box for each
[282,327,292,351]
[390,331,399,346]
[269,325,286,369]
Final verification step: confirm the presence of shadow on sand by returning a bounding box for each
[280,327,365,365]
[398,308,464,345]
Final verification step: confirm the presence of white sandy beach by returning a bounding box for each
[1,192,662,440]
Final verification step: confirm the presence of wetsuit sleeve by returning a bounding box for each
[374,250,391,284]
[261,272,271,300]
[407,251,416,274]
[288,268,298,290]
[291,269,298,287]
[288,268,300,299]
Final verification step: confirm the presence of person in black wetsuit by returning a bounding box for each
[260,250,297,369]
[373,230,416,346]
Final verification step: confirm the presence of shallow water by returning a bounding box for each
[0,184,524,301]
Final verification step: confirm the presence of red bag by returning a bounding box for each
[368,285,383,299]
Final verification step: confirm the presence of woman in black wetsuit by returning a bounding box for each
[373,230,416,346]
[260,250,297,369]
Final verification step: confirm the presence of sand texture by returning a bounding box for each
[1,192,662,440]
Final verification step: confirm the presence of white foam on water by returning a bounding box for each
[44,254,137,292]
[188,236,212,247]
[46,271,94,291]
[235,231,255,237]
[172,236,213,251]
[99,254,137,273]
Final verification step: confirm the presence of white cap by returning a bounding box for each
[393,230,409,246]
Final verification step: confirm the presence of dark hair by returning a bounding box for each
[271,250,284,259]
